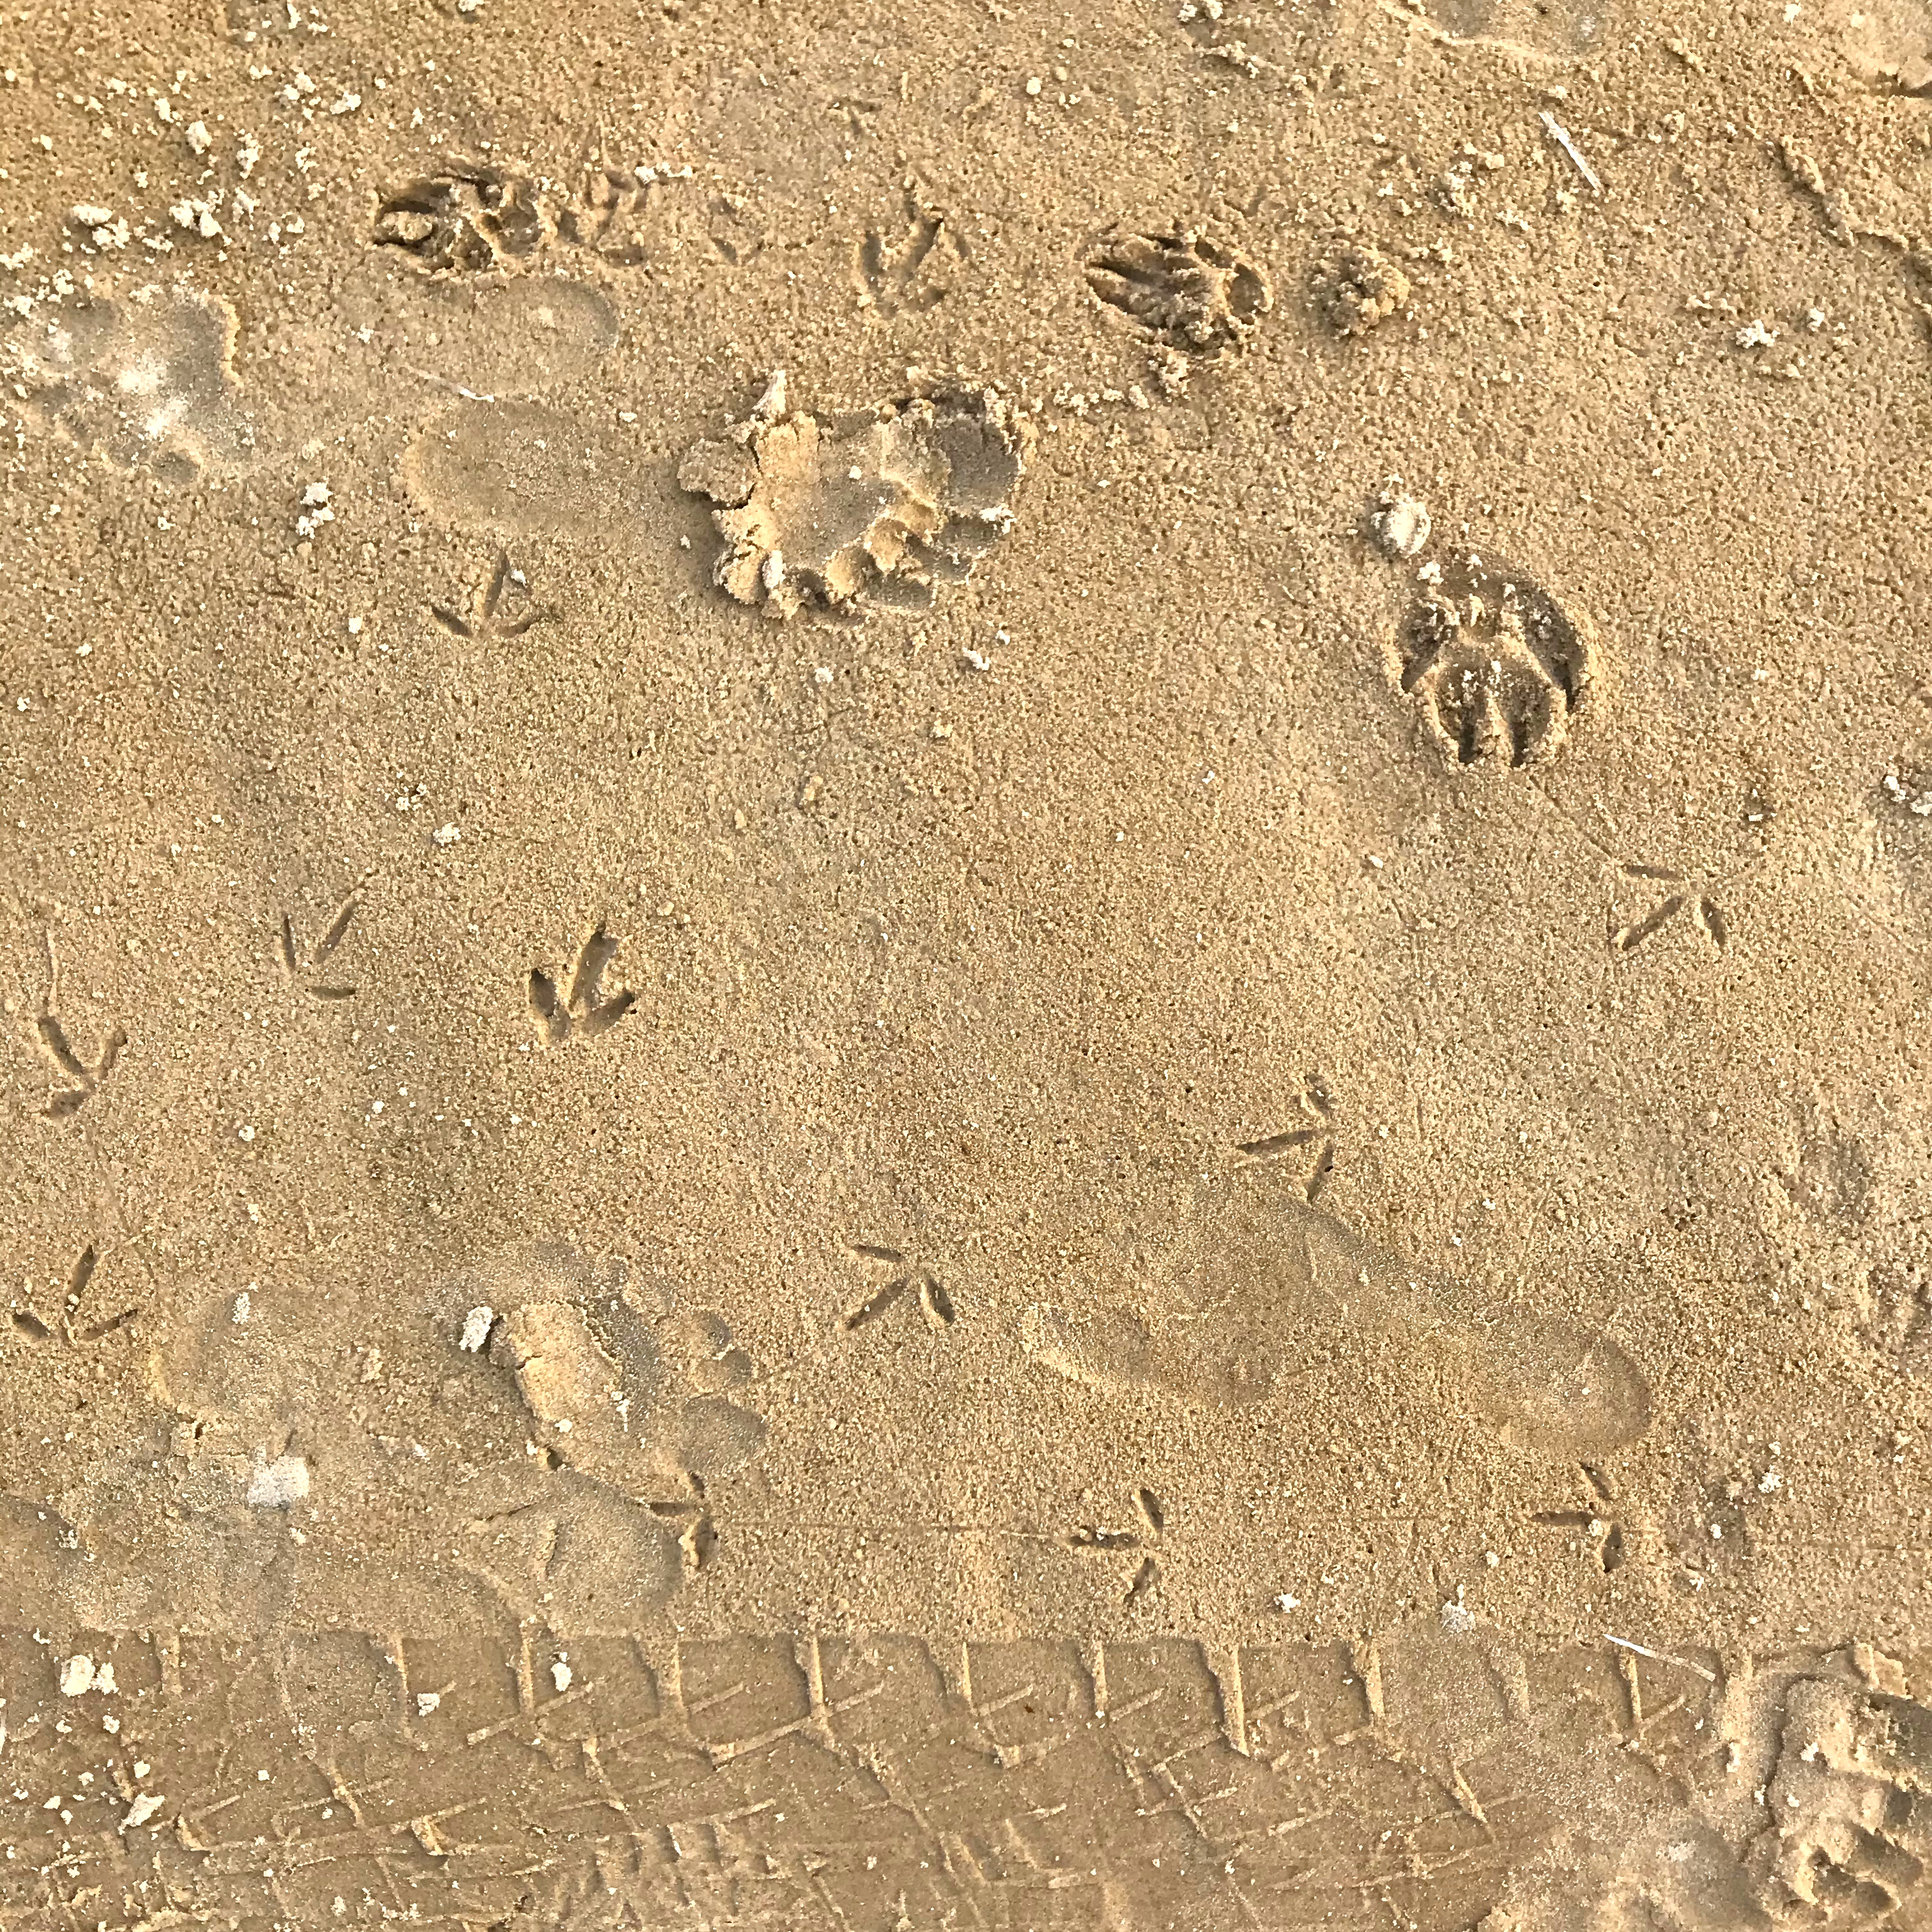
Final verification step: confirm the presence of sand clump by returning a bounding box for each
[1312,240,1411,335]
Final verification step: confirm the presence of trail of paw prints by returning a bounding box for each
[527,923,636,1044]
[1,284,250,479]
[34,1010,126,1119]
[438,1246,765,1621]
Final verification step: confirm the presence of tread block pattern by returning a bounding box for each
[0,1629,1922,1928]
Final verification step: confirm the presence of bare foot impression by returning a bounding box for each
[438,1246,765,1622]
[678,371,1031,618]
[1022,1184,1650,1464]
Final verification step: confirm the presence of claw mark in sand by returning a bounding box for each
[36,1012,126,1119]
[277,898,360,1000]
[527,923,636,1044]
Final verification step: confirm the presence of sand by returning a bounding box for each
[3,0,1932,1922]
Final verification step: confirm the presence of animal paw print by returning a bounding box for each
[1084,227,1270,361]
[1394,551,1593,767]
[856,191,963,314]
[557,166,653,264]
[36,1011,126,1119]
[842,1241,956,1333]
[430,552,549,641]
[8,1246,139,1347]
[373,165,546,275]
[1742,1660,1932,1924]
[526,923,636,1044]
[678,375,1029,620]
[277,899,358,1000]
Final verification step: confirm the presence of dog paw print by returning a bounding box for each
[678,373,1030,620]
[431,552,550,641]
[8,1246,139,1347]
[1084,227,1270,362]
[856,190,963,314]
[36,1011,126,1119]
[841,1241,956,1333]
[373,165,546,275]
[557,165,653,264]
[1742,1663,1932,1923]
[527,923,636,1044]
[277,899,359,1000]
[1393,551,1593,767]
